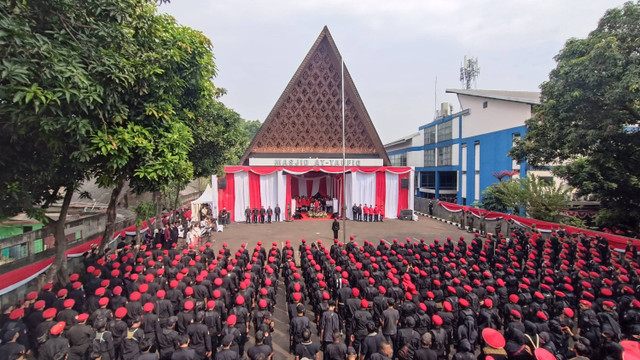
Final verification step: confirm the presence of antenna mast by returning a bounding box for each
[460,55,480,89]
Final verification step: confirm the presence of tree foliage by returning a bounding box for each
[0,0,246,280]
[479,175,571,222]
[510,1,640,232]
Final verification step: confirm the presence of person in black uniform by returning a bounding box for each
[274,205,281,222]
[244,207,251,224]
[186,312,211,360]
[266,206,273,223]
[138,338,159,360]
[332,219,340,240]
[0,329,26,360]
[39,322,69,360]
[157,317,179,360]
[66,314,94,360]
[252,208,259,224]
[121,316,144,360]
[246,331,272,360]
[171,335,196,360]
[259,206,266,224]
[216,336,239,360]
[92,319,115,360]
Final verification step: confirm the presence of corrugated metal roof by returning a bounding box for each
[446,88,540,105]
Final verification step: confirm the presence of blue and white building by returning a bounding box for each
[385,89,540,205]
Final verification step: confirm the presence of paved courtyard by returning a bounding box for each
[201,216,469,359]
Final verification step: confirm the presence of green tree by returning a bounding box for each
[0,0,243,282]
[242,119,262,142]
[510,1,640,233]
[478,175,571,222]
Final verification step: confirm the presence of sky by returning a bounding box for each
[161,0,627,144]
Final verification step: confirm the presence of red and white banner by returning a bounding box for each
[437,201,635,249]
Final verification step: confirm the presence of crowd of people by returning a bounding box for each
[1,221,640,360]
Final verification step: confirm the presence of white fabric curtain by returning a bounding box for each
[344,173,354,219]
[260,172,278,214]
[234,171,250,222]
[385,172,399,219]
[211,175,219,217]
[299,178,307,198]
[408,169,416,220]
[355,172,376,208]
[311,178,320,197]
[276,171,286,221]
[326,176,334,198]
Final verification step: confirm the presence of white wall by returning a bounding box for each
[459,95,533,138]
[451,144,459,166]
[407,149,424,167]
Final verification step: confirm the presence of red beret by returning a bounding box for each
[509,294,519,303]
[510,309,522,318]
[536,311,548,320]
[57,289,68,297]
[184,301,194,311]
[484,298,493,307]
[143,303,154,313]
[63,299,75,308]
[43,308,57,319]
[482,328,505,348]
[77,313,89,322]
[157,290,166,299]
[443,301,452,312]
[236,295,245,305]
[579,300,592,307]
[115,307,128,318]
[34,300,45,310]
[50,322,65,335]
[99,297,109,306]
[563,308,574,317]
[130,291,141,301]
[432,315,443,326]
[293,293,302,302]
[361,299,369,308]
[534,347,556,360]
[603,300,615,308]
[227,314,237,325]
[459,298,469,307]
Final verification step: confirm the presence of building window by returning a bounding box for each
[389,153,407,166]
[421,172,435,188]
[439,171,457,190]
[437,146,452,166]
[424,149,436,167]
[483,101,488,109]
[437,120,452,142]
[424,127,436,145]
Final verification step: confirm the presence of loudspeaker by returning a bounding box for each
[401,179,409,189]
[218,178,227,190]
[400,209,413,220]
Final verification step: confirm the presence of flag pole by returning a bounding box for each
[341,57,347,244]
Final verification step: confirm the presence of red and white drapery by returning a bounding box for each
[219,166,414,222]
[437,201,636,250]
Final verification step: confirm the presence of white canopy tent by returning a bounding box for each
[190,179,218,222]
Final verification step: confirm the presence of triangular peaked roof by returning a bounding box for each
[240,26,390,166]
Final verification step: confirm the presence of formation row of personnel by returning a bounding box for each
[243,206,281,224]
[283,229,640,360]
[351,204,384,222]
[0,239,295,360]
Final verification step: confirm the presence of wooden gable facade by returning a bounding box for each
[239,26,390,166]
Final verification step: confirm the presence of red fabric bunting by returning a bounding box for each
[248,172,261,209]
